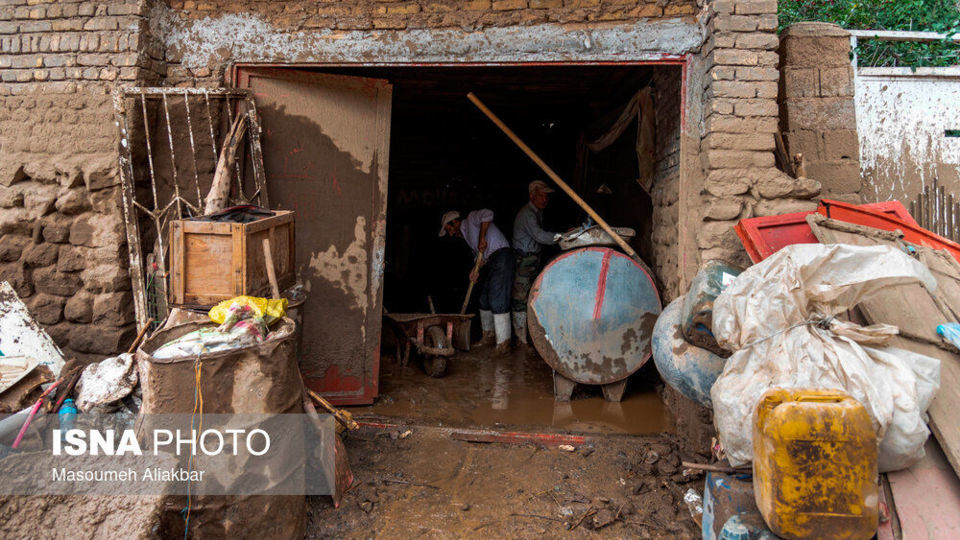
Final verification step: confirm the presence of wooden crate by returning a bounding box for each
[169,210,295,307]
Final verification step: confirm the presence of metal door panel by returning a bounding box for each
[237,67,391,404]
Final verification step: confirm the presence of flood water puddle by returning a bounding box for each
[352,345,673,435]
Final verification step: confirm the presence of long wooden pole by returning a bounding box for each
[466,92,641,262]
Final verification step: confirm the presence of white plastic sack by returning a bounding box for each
[75,353,138,413]
[710,243,941,472]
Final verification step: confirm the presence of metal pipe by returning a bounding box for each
[161,93,183,218]
[181,90,203,207]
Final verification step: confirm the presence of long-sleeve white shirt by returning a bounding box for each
[461,209,510,259]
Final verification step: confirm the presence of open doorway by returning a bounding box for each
[237,64,684,433]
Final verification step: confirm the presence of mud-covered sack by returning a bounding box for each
[710,244,940,472]
[136,317,305,538]
[681,260,742,357]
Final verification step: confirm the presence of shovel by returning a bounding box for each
[460,253,484,315]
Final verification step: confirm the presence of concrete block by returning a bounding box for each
[704,132,775,152]
[735,66,779,81]
[819,66,853,97]
[821,130,859,161]
[806,160,862,194]
[735,0,777,15]
[782,67,819,98]
[712,48,759,66]
[784,129,821,161]
[710,80,758,98]
[783,97,856,132]
[780,34,850,67]
[733,98,778,117]
[735,32,779,50]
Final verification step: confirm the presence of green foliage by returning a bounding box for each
[778,0,960,67]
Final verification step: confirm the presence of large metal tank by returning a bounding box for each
[527,247,661,386]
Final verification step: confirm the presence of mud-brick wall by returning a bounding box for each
[651,67,682,300]
[0,0,163,360]
[779,22,860,202]
[694,0,820,268]
[158,0,699,86]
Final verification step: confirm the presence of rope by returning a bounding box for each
[182,352,204,539]
[738,317,835,351]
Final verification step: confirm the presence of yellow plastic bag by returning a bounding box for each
[208,296,288,326]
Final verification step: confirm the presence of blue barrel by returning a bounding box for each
[652,298,727,408]
[527,247,661,385]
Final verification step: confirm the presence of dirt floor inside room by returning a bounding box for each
[306,64,685,435]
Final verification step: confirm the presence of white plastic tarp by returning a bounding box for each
[710,244,941,472]
[0,281,64,377]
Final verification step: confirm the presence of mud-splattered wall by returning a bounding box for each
[856,70,960,204]
[0,0,164,360]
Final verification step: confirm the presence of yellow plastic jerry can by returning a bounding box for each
[753,388,879,540]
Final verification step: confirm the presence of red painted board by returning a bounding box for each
[736,200,917,263]
[817,199,960,264]
[885,438,960,540]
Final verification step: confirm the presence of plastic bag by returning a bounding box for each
[937,323,960,351]
[208,295,287,326]
[681,260,742,357]
[75,353,138,413]
[152,318,269,360]
[710,243,941,471]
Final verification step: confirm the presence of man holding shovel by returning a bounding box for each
[439,209,515,355]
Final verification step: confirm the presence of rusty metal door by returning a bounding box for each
[236,67,391,405]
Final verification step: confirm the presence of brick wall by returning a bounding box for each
[695,0,820,268]
[651,67,682,299]
[780,22,861,202]
[0,0,162,360]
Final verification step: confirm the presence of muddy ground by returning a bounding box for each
[306,425,703,538]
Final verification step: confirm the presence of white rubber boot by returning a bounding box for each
[512,311,527,345]
[494,312,512,355]
[477,309,495,346]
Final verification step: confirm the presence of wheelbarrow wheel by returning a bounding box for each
[424,326,449,378]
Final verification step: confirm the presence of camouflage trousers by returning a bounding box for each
[512,251,541,313]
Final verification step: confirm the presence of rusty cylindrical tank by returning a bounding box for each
[527,247,661,385]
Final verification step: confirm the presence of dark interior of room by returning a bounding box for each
[312,65,668,315]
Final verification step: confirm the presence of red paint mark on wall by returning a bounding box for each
[592,250,612,320]
[332,174,343,196]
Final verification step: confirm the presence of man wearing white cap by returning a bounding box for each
[511,180,562,345]
[439,208,515,354]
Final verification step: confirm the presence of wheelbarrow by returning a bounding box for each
[384,313,473,378]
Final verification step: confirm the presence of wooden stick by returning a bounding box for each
[467,92,641,262]
[427,295,436,314]
[50,368,83,414]
[460,253,483,315]
[127,317,155,354]
[305,386,359,431]
[262,237,281,299]
[681,461,751,474]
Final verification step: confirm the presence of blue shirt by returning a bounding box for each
[512,202,558,254]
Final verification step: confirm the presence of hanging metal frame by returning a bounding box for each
[113,87,269,329]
